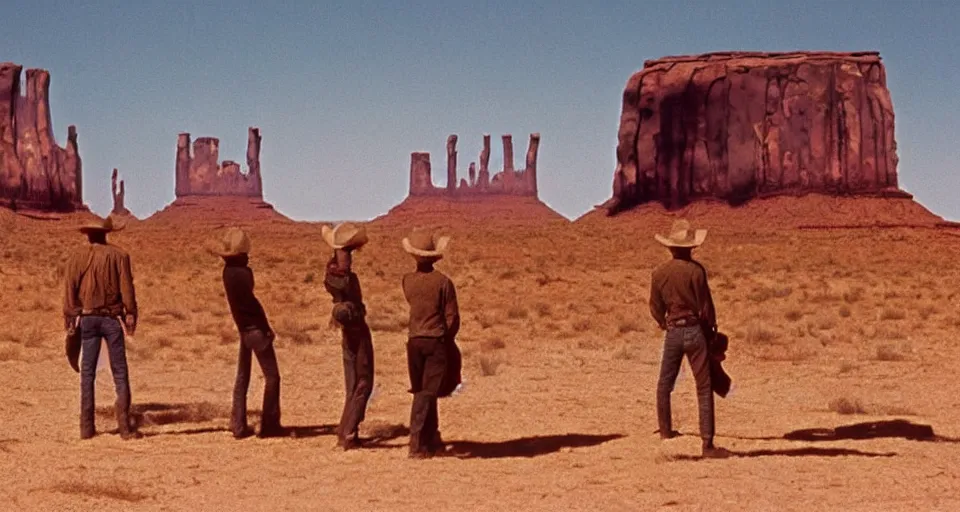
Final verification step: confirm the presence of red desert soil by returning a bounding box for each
[1,197,960,511]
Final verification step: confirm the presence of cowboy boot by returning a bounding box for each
[116,409,142,440]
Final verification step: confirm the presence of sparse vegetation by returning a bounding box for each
[478,356,501,376]
[52,480,150,503]
[829,397,866,415]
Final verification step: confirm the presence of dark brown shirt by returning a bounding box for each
[222,260,271,333]
[649,258,716,330]
[63,243,137,327]
[402,269,460,339]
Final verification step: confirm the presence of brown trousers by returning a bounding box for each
[338,323,374,441]
[231,329,281,434]
[407,336,448,454]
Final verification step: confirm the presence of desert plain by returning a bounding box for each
[1,195,960,512]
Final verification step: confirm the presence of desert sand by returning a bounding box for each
[1,196,960,511]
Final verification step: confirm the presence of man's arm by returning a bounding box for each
[120,253,139,333]
[693,266,717,329]
[648,273,667,330]
[62,254,81,330]
[442,278,461,339]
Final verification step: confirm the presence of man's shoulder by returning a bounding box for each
[102,243,130,259]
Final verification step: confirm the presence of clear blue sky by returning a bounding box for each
[3,1,958,221]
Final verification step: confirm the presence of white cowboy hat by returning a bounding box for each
[79,215,124,234]
[654,219,707,248]
[402,229,450,261]
[212,227,252,257]
[321,222,369,250]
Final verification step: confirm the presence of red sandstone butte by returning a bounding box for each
[0,63,83,211]
[408,133,541,197]
[175,128,263,198]
[148,127,285,224]
[603,51,906,214]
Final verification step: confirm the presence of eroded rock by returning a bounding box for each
[0,63,83,211]
[605,51,907,214]
[408,133,540,197]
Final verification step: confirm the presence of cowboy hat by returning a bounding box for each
[321,222,368,251]
[401,229,450,261]
[654,219,707,248]
[212,227,252,257]
[79,215,124,234]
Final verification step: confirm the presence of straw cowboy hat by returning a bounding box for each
[402,229,450,261]
[79,215,124,234]
[654,219,707,248]
[321,222,368,251]
[212,227,252,257]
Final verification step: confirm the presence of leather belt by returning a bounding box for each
[80,308,117,316]
[667,316,699,328]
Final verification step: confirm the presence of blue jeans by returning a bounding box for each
[656,325,715,441]
[79,316,131,435]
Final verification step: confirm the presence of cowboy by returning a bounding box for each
[213,227,285,439]
[62,216,140,440]
[649,219,728,458]
[401,229,461,458]
[321,222,375,450]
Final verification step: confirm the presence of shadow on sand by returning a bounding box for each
[728,420,960,444]
[665,446,896,462]
[447,433,625,459]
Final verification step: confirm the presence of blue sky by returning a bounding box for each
[3,1,958,221]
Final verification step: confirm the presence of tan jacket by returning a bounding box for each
[649,257,716,330]
[63,243,138,328]
[402,269,460,339]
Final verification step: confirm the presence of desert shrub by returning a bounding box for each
[479,356,501,376]
[829,397,866,415]
[880,308,906,321]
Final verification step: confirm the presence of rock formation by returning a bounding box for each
[409,133,540,197]
[0,63,83,211]
[603,51,907,214]
[175,127,263,198]
[110,168,130,216]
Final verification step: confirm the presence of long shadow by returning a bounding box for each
[141,426,230,438]
[448,433,625,459]
[784,420,960,443]
[97,402,259,428]
[288,424,338,439]
[725,420,960,444]
[666,447,896,462]
[360,424,411,447]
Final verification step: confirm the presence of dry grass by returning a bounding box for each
[52,480,150,502]
[478,355,502,376]
[875,344,906,361]
[829,397,866,415]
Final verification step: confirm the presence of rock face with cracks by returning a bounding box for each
[604,51,906,214]
[0,63,83,211]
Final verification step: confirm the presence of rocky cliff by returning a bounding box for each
[409,133,540,197]
[175,127,262,198]
[604,51,906,214]
[0,63,83,211]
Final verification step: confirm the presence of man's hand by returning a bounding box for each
[124,314,137,336]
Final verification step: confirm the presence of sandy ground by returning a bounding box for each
[2,200,960,511]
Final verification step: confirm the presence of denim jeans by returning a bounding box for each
[656,325,715,441]
[79,316,131,435]
[338,323,374,441]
